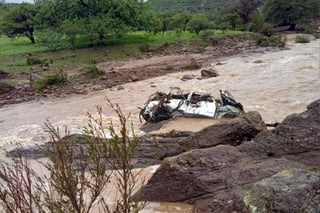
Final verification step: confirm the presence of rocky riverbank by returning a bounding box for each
[138,99,320,212]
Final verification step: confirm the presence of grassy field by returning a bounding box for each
[0,30,242,74]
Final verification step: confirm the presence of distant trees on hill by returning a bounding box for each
[0,0,318,46]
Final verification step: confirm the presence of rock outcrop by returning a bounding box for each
[139,99,320,212]
[244,169,320,213]
[179,111,266,151]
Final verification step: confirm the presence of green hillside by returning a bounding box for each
[147,0,238,13]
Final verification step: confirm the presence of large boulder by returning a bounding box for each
[238,99,320,166]
[179,111,266,151]
[244,168,320,213]
[140,145,306,203]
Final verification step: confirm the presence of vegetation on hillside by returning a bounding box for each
[148,0,237,13]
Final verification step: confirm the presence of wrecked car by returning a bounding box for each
[140,88,244,122]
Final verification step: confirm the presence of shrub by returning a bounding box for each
[186,14,210,34]
[26,54,49,66]
[0,100,146,212]
[199,29,215,40]
[34,71,67,90]
[254,34,286,47]
[0,81,13,94]
[80,66,104,79]
[295,35,310,43]
[37,30,65,51]
[218,21,231,33]
[183,58,200,70]
[248,13,273,37]
[139,43,152,52]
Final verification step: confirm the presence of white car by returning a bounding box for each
[140,88,244,122]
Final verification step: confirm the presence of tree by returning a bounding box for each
[249,12,273,36]
[34,0,158,41]
[186,14,210,34]
[168,14,191,31]
[226,12,242,30]
[263,0,319,30]
[60,19,84,49]
[2,3,37,43]
[156,13,173,35]
[234,0,263,24]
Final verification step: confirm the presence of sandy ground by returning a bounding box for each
[0,35,319,212]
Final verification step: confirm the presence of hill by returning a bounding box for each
[147,0,238,13]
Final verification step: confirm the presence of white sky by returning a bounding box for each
[5,0,34,3]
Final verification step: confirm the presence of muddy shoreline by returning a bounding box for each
[0,34,273,107]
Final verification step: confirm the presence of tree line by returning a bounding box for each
[0,0,318,47]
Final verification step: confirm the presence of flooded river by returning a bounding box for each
[0,36,319,212]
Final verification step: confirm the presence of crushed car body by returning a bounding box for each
[140,88,244,123]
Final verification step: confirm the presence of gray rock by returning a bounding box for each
[117,85,124,90]
[130,74,139,81]
[238,99,320,164]
[201,68,219,78]
[244,168,320,213]
[140,145,305,203]
[181,74,196,81]
[179,111,266,151]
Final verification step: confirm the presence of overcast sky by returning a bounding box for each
[6,0,34,3]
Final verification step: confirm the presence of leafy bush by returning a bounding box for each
[26,54,49,66]
[0,81,13,94]
[304,22,320,39]
[199,30,221,45]
[184,58,200,70]
[37,30,65,51]
[34,71,67,90]
[254,34,286,47]
[186,14,210,34]
[249,13,273,37]
[80,65,104,79]
[61,19,85,49]
[260,23,273,37]
[139,43,152,52]
[295,35,310,43]
[218,21,231,33]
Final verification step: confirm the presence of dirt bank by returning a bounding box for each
[0,34,260,107]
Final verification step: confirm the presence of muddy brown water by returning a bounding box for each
[0,36,319,212]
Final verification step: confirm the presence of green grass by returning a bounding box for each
[0,36,48,56]
[0,30,242,74]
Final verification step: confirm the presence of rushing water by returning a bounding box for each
[0,36,319,212]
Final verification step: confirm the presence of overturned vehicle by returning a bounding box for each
[140,88,244,123]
